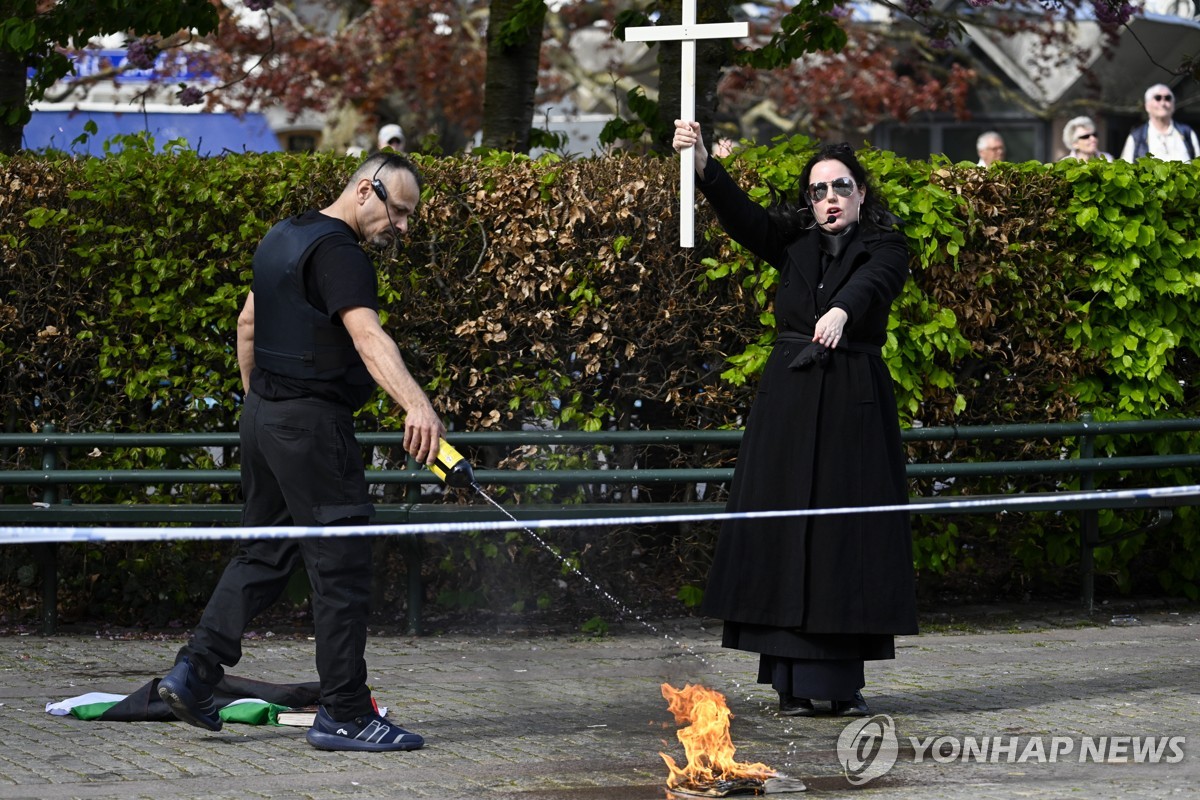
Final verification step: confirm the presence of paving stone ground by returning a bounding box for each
[1,602,1196,800]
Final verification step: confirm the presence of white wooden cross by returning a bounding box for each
[625,3,748,248]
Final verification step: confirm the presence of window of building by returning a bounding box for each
[283,132,319,152]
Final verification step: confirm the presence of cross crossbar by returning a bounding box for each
[624,23,749,43]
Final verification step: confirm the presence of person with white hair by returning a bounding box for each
[1120,84,1198,162]
[975,131,1005,167]
[1059,116,1113,162]
[377,123,405,152]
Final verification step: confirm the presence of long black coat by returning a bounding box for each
[697,158,918,635]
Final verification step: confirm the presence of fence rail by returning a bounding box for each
[3,416,1200,633]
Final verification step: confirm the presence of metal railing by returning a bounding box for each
[3,416,1199,632]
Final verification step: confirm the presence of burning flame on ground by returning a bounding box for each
[659,683,778,790]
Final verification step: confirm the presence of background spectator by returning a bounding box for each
[976,131,1006,167]
[1120,84,1198,162]
[377,123,406,152]
[1059,116,1113,162]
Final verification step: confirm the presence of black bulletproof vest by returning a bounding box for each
[252,216,367,382]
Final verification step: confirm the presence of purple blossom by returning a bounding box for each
[125,39,158,70]
[1092,0,1134,27]
[177,86,205,106]
[904,0,933,16]
[929,38,955,50]
[244,0,275,10]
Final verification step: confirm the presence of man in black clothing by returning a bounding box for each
[158,152,445,752]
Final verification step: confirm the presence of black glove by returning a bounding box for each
[788,342,829,370]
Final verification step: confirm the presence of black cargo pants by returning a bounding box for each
[179,391,377,720]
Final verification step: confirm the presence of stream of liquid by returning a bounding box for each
[465,480,803,770]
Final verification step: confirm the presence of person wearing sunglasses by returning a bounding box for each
[1120,84,1198,162]
[672,120,917,720]
[1059,116,1113,163]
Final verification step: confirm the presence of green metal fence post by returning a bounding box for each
[38,423,59,634]
[1079,413,1097,613]
[404,452,423,636]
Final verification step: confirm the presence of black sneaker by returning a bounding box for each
[157,657,222,731]
[306,706,425,752]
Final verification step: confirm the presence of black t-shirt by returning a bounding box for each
[250,211,380,408]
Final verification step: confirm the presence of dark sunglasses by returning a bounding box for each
[1075,132,1097,141]
[1153,94,1173,102]
[807,176,856,203]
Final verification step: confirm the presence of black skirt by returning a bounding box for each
[722,621,895,660]
[724,621,895,700]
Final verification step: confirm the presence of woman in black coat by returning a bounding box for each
[672,122,918,717]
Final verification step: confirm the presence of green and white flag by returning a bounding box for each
[47,692,289,725]
[45,674,323,725]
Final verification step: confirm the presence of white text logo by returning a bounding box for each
[837,721,1186,786]
[911,735,1185,765]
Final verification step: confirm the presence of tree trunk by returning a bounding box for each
[0,48,26,155]
[480,0,547,152]
[654,0,738,153]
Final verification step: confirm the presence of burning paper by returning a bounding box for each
[659,683,804,796]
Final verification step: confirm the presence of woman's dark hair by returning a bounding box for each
[765,142,895,240]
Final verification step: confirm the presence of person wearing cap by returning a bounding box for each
[1120,84,1198,162]
[377,123,406,152]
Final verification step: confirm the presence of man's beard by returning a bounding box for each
[369,230,396,248]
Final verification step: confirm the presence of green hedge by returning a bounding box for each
[2,133,1199,626]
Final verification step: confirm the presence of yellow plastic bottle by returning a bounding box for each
[428,439,477,489]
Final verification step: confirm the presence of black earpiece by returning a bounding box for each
[370,157,390,202]
[802,195,823,230]
[369,157,401,241]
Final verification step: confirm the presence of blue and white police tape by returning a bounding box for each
[2,483,1198,545]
